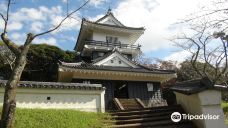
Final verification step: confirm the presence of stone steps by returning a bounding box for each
[109,104,197,128]
[111,121,195,128]
[116,98,144,110]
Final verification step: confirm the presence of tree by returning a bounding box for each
[0,0,89,127]
[0,42,15,79]
[0,44,79,81]
[172,2,228,84]
[24,44,79,81]
[176,60,220,81]
[155,59,177,70]
[0,42,15,70]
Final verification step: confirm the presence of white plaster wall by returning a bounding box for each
[102,56,130,67]
[175,90,227,128]
[92,30,130,44]
[175,92,204,127]
[0,88,105,112]
[199,90,222,105]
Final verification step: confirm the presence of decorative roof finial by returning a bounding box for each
[107,6,112,14]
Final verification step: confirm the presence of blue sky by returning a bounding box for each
[0,0,211,62]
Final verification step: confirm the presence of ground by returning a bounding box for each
[222,101,228,124]
[0,108,112,128]
[0,103,226,127]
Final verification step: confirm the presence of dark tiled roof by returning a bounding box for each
[170,77,214,95]
[83,19,145,31]
[59,61,176,74]
[0,80,104,90]
[60,49,175,75]
[95,10,126,27]
[214,84,228,91]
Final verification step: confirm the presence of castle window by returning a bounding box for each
[83,81,90,84]
[98,52,104,57]
[111,60,114,63]
[119,61,122,64]
[147,83,154,91]
[106,36,118,44]
[47,97,51,100]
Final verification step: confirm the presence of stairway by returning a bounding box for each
[113,98,145,110]
[109,105,196,128]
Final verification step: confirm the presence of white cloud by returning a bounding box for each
[164,50,192,63]
[0,19,4,30]
[8,22,23,31]
[91,0,210,52]
[62,0,68,3]
[11,33,21,40]
[33,37,57,45]
[11,8,44,22]
[3,5,81,35]
[56,34,76,42]
[10,6,63,22]
[90,0,106,7]
[0,2,7,13]
[51,15,80,33]
[30,21,43,33]
[10,33,58,46]
[10,32,26,45]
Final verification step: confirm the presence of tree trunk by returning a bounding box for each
[0,34,34,128]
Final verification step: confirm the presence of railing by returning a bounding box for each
[113,98,125,110]
[85,40,141,50]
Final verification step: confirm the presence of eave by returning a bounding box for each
[0,80,104,90]
[58,65,177,83]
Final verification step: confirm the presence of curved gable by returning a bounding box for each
[97,14,124,27]
[94,51,139,68]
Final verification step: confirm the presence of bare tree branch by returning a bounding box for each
[0,0,21,56]
[184,8,228,23]
[214,38,228,82]
[3,0,11,34]
[0,0,91,127]
[1,34,21,56]
[34,0,90,38]
[0,13,6,22]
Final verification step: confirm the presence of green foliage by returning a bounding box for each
[176,60,222,83]
[0,41,13,79]
[21,44,79,81]
[0,43,79,81]
[176,61,202,81]
[221,102,228,124]
[63,50,79,62]
[0,41,4,46]
[0,108,110,128]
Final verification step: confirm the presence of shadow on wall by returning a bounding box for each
[162,88,177,106]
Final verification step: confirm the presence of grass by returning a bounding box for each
[0,108,112,128]
[222,102,228,124]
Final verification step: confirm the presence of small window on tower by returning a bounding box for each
[98,52,104,57]
[119,61,122,64]
[111,60,114,63]
[147,83,154,91]
[106,36,118,44]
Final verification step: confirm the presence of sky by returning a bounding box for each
[0,0,214,62]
